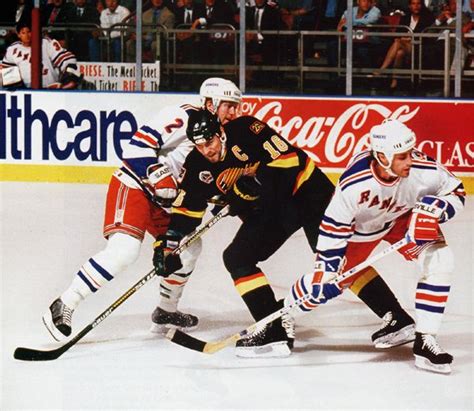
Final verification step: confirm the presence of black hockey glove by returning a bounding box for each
[153,230,184,277]
[225,176,261,217]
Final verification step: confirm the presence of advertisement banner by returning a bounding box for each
[241,97,474,174]
[0,91,472,189]
[78,62,160,91]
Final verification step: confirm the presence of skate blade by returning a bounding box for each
[374,324,416,349]
[235,341,291,358]
[414,355,452,374]
[41,311,67,342]
[149,323,198,335]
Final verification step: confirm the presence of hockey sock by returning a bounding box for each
[415,282,450,334]
[350,267,409,319]
[234,271,279,321]
[61,233,141,309]
[159,271,192,312]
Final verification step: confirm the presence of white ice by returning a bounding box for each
[1,182,473,410]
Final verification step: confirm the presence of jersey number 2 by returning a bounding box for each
[164,118,184,134]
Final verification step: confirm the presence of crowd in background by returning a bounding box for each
[1,0,473,93]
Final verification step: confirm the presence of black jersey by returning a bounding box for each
[170,116,326,235]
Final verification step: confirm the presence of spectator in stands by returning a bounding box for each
[192,0,236,64]
[375,0,435,90]
[68,0,100,61]
[173,0,205,63]
[41,0,73,26]
[314,0,346,30]
[423,0,471,70]
[325,0,381,76]
[92,0,130,62]
[166,0,185,15]
[337,0,381,31]
[194,0,235,28]
[286,0,317,30]
[126,0,175,62]
[425,0,445,14]
[374,0,408,15]
[14,0,33,24]
[142,0,176,29]
[246,0,283,82]
[463,0,474,18]
[175,0,205,27]
[41,0,75,42]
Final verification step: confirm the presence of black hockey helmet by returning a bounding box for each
[186,109,221,145]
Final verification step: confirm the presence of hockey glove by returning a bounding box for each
[146,164,178,208]
[60,64,83,89]
[407,195,447,246]
[285,261,342,314]
[225,176,261,217]
[153,231,184,277]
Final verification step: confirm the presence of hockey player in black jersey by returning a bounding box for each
[154,109,416,357]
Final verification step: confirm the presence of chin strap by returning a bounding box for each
[219,134,227,161]
[374,152,398,178]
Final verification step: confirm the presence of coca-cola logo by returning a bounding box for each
[241,100,419,165]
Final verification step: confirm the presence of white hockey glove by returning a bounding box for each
[407,195,447,246]
[145,163,178,208]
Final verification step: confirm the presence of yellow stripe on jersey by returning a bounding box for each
[234,272,269,296]
[267,153,299,168]
[171,207,206,219]
[349,267,379,295]
[293,158,315,195]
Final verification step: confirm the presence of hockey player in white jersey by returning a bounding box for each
[286,118,465,374]
[1,19,81,89]
[42,77,242,341]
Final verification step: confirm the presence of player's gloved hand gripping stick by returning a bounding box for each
[13,206,230,362]
[166,235,410,354]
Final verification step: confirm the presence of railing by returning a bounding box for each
[1,23,472,96]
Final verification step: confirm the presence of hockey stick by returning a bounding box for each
[166,236,410,354]
[13,205,230,362]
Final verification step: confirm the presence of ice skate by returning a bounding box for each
[413,332,453,374]
[150,306,199,333]
[281,312,295,349]
[235,319,292,358]
[42,297,74,342]
[372,311,416,349]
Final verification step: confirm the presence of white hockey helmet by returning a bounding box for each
[370,118,416,171]
[199,77,242,112]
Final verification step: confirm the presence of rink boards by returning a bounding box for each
[0,91,473,191]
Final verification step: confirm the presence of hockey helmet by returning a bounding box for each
[199,77,242,111]
[186,109,222,145]
[370,119,416,169]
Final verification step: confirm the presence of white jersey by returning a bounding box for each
[316,150,465,270]
[117,103,197,195]
[1,37,77,88]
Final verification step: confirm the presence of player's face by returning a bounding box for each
[390,150,413,177]
[18,27,32,46]
[195,134,223,163]
[216,101,239,125]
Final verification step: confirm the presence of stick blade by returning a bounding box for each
[165,329,207,353]
[14,346,63,361]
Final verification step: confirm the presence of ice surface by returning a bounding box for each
[1,182,473,410]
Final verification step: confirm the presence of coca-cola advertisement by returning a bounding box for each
[241,97,474,174]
